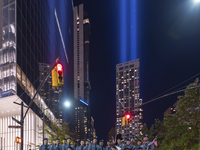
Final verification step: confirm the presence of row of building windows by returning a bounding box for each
[17,65,56,123]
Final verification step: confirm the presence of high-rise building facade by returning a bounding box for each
[164,102,177,115]
[90,116,96,138]
[0,0,73,149]
[116,59,143,140]
[74,4,91,140]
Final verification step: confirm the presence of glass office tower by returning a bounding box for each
[0,0,73,149]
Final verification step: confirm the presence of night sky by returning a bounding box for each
[70,0,200,142]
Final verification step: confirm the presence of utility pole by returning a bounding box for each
[43,108,49,144]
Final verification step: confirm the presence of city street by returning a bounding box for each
[0,0,199,150]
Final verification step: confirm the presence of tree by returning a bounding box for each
[141,123,149,136]
[45,122,73,145]
[139,79,200,149]
[150,124,157,141]
[158,79,200,150]
[154,119,166,150]
[37,121,73,145]
[135,123,155,143]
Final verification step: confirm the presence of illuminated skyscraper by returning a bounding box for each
[116,59,143,139]
[74,4,91,140]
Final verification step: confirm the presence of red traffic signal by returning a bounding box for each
[15,137,22,144]
[57,64,63,73]
[126,114,130,119]
[56,63,64,86]
[125,113,131,125]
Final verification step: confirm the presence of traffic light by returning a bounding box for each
[126,114,130,119]
[52,63,64,88]
[122,116,126,126]
[52,68,58,88]
[126,113,131,125]
[56,63,64,86]
[15,137,22,144]
[122,113,132,126]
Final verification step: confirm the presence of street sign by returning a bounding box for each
[8,125,21,128]
[12,117,22,125]
[15,137,22,144]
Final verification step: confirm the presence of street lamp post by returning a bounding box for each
[43,108,49,145]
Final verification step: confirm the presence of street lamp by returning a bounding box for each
[64,101,70,107]
[43,108,49,145]
[194,0,200,3]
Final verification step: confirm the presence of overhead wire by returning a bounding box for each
[150,72,200,100]
[135,85,200,109]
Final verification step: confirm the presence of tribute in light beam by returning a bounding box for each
[131,0,137,60]
[120,0,127,63]
[55,9,69,63]
[120,0,137,63]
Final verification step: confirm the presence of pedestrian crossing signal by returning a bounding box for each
[15,137,22,144]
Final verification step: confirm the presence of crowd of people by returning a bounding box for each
[39,134,154,150]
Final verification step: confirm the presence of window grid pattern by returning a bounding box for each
[0,0,17,98]
[116,59,143,139]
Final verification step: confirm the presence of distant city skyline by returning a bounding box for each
[72,0,200,142]
[0,0,198,146]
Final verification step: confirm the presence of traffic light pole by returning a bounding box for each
[43,108,49,145]
[11,57,60,150]
[21,102,24,150]
[23,57,59,149]
[43,111,45,145]
[23,57,60,120]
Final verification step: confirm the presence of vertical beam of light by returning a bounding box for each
[131,0,137,60]
[71,0,74,11]
[55,9,69,63]
[120,0,127,63]
[48,0,56,63]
